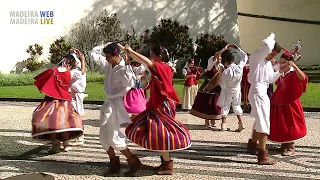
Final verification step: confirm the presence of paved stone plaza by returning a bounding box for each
[1,102,320,180]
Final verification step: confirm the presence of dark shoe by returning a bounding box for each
[247,139,257,155]
[282,143,295,156]
[103,156,120,176]
[154,156,165,171]
[124,155,142,177]
[258,149,277,165]
[156,160,173,175]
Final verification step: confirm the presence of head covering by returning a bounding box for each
[103,42,120,56]
[281,47,294,61]
[183,58,194,72]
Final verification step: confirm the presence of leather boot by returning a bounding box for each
[156,160,173,175]
[257,149,277,165]
[154,156,165,171]
[282,142,295,156]
[247,139,257,155]
[124,155,142,177]
[235,121,245,132]
[103,156,120,176]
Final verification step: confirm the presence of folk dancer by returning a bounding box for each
[246,33,282,165]
[269,42,307,156]
[68,48,87,146]
[217,44,248,132]
[241,53,251,113]
[190,47,226,128]
[123,44,192,175]
[90,43,142,176]
[123,57,147,120]
[32,54,84,154]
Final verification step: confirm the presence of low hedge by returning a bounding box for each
[0,72,104,86]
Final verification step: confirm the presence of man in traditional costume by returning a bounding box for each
[269,41,307,156]
[181,58,205,110]
[90,43,142,176]
[246,33,282,165]
[190,47,227,128]
[217,44,248,132]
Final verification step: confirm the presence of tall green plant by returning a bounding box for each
[49,37,72,64]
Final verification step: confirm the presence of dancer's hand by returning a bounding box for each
[117,43,125,51]
[125,44,133,52]
[72,48,84,59]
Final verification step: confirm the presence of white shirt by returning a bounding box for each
[248,33,281,93]
[207,56,224,72]
[220,48,248,92]
[90,46,135,99]
[70,69,87,93]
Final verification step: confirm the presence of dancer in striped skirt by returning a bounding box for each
[122,44,192,175]
[32,53,84,154]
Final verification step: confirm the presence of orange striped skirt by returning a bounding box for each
[32,98,83,140]
[125,99,192,151]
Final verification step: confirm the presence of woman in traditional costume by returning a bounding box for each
[68,48,87,146]
[269,43,307,156]
[123,59,147,119]
[32,53,84,154]
[123,44,192,175]
[190,47,226,128]
[241,53,251,113]
[181,58,205,110]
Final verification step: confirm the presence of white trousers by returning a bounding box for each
[99,98,129,151]
[248,89,270,135]
[217,89,243,117]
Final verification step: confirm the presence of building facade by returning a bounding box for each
[237,0,320,65]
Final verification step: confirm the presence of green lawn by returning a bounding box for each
[0,79,319,107]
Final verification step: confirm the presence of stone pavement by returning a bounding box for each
[0,102,320,180]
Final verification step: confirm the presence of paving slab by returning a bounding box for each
[0,102,320,179]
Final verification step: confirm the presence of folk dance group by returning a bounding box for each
[30,32,307,176]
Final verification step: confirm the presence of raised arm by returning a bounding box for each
[251,33,276,63]
[232,44,248,70]
[90,45,108,69]
[289,61,306,81]
[72,48,86,75]
[119,44,154,68]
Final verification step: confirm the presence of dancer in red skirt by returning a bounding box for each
[32,53,84,154]
[241,53,251,113]
[269,46,307,156]
[122,44,192,175]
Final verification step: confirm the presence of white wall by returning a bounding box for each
[237,0,320,65]
[0,0,239,74]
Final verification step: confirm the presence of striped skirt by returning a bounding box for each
[241,82,250,103]
[125,99,192,152]
[32,98,84,140]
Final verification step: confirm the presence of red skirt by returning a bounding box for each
[125,99,191,151]
[241,82,250,103]
[269,99,307,143]
[190,92,221,120]
[32,97,84,140]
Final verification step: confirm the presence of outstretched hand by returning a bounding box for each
[117,43,125,51]
[71,48,84,59]
[124,44,133,52]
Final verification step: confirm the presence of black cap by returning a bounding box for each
[103,43,120,56]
